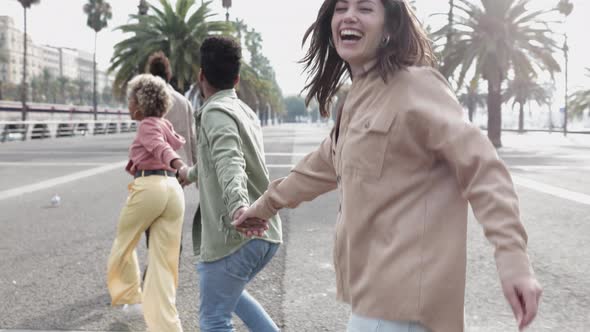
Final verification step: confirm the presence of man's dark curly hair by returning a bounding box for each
[200,36,242,90]
[146,51,172,83]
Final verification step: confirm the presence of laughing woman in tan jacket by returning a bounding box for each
[234,0,542,332]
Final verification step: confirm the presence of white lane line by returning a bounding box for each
[266,164,295,169]
[0,151,122,155]
[0,162,110,166]
[513,176,590,206]
[265,152,308,156]
[0,161,127,201]
[511,165,590,171]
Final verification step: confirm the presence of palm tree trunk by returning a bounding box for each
[487,72,503,148]
[93,32,98,121]
[518,102,525,133]
[468,105,474,122]
[21,7,28,121]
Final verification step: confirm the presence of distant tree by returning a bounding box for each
[244,28,284,123]
[102,85,114,106]
[504,73,551,132]
[41,68,52,101]
[0,38,7,100]
[434,0,562,147]
[284,96,306,122]
[458,79,486,122]
[57,76,70,104]
[569,68,590,118]
[30,76,41,102]
[84,0,112,119]
[74,78,90,105]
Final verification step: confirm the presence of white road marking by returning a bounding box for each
[0,151,122,155]
[511,165,590,171]
[266,164,295,169]
[265,152,308,156]
[0,161,127,201]
[0,162,110,166]
[513,176,590,206]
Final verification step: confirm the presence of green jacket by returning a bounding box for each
[187,89,282,261]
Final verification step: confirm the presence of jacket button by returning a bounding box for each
[364,122,370,129]
[336,175,341,184]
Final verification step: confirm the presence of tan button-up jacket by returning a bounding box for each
[250,66,533,332]
[164,85,197,166]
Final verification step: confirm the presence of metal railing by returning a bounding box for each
[0,120,137,143]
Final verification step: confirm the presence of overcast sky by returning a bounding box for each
[2,0,589,100]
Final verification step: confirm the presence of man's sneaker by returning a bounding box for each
[122,303,143,319]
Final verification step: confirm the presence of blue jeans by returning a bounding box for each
[197,239,280,332]
[347,313,430,332]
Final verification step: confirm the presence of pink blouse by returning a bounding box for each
[125,116,185,175]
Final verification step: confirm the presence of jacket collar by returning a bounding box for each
[200,89,237,110]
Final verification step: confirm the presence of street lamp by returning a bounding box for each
[557,0,573,136]
[563,35,569,136]
[222,0,232,22]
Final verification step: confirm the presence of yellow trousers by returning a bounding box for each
[107,175,185,332]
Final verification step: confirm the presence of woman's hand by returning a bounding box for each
[232,206,268,237]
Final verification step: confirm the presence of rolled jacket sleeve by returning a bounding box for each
[251,135,338,220]
[408,68,533,282]
[202,110,250,218]
[187,100,198,165]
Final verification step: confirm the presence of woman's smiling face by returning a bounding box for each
[331,0,387,72]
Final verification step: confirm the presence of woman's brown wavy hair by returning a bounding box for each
[301,0,436,117]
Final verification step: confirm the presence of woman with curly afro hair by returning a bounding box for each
[106,74,188,332]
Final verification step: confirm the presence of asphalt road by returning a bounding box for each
[0,124,588,331]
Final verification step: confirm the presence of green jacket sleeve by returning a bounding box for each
[202,109,249,218]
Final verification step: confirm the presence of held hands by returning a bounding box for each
[232,206,269,237]
[177,165,193,187]
[502,276,543,331]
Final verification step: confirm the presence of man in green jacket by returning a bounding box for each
[178,36,282,332]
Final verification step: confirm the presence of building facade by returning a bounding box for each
[0,16,112,92]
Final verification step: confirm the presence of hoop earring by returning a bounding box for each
[380,35,390,47]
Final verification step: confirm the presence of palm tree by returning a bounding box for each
[73,78,90,106]
[557,0,573,135]
[41,68,52,101]
[84,0,112,120]
[434,0,561,147]
[0,37,8,100]
[17,0,40,121]
[30,76,41,102]
[109,0,229,98]
[244,28,285,124]
[569,68,590,119]
[458,79,487,123]
[503,74,551,132]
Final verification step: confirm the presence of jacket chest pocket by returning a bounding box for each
[341,112,396,179]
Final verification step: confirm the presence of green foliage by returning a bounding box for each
[569,68,590,118]
[284,95,306,122]
[17,0,40,9]
[83,0,112,33]
[434,0,561,89]
[233,20,284,116]
[504,74,551,108]
[109,0,230,98]
[433,0,563,146]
